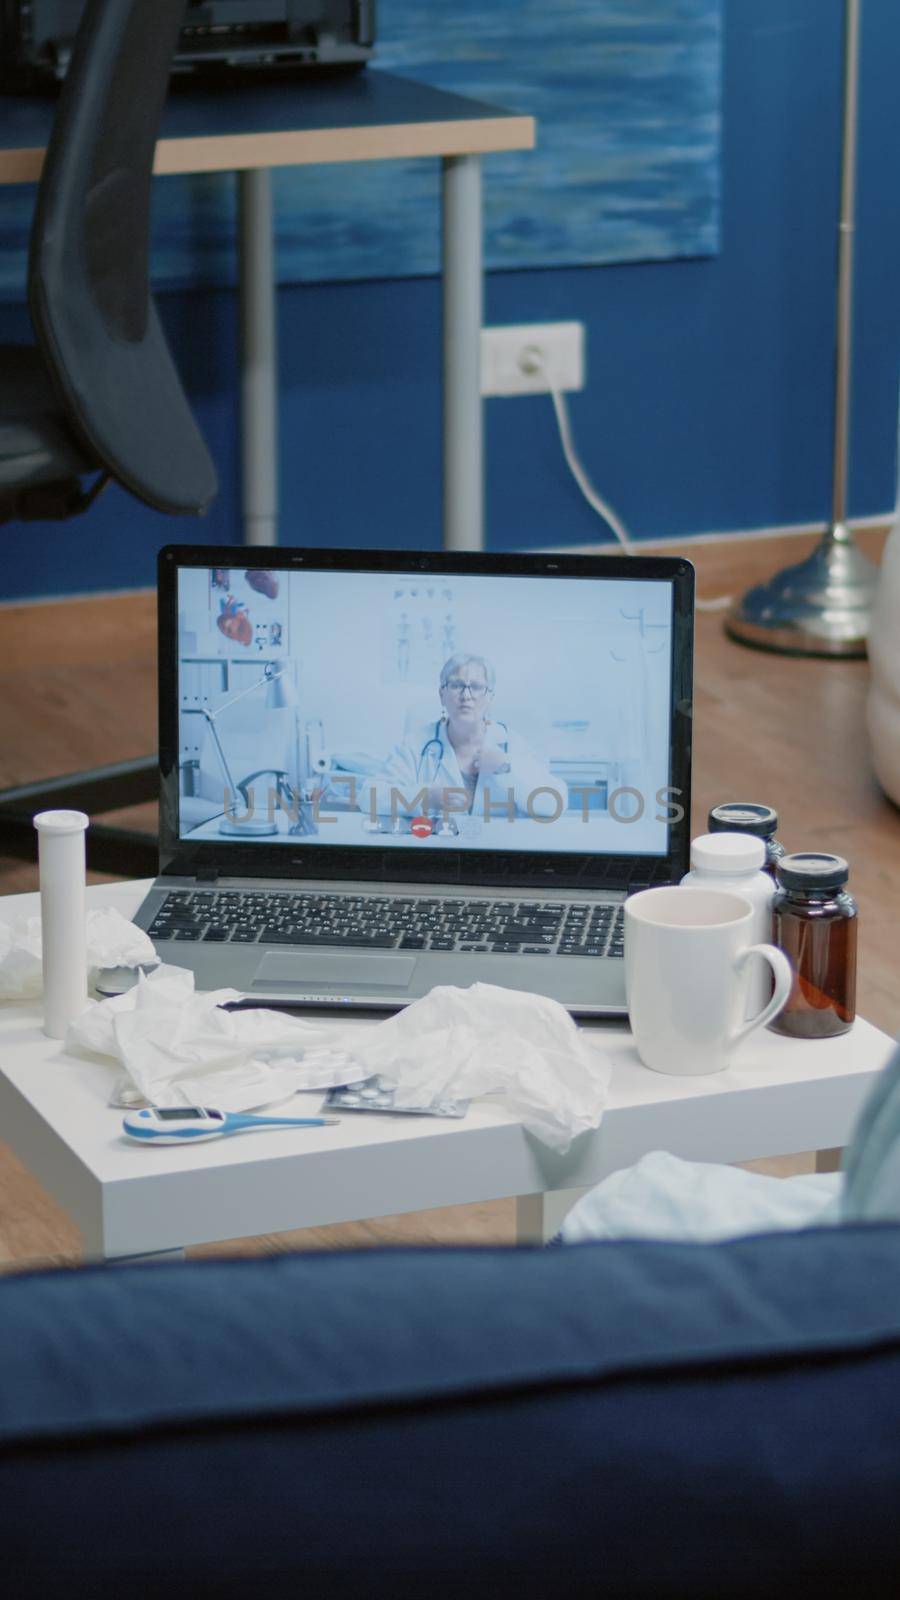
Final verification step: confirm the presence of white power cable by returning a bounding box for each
[549,383,635,554]
[533,356,732,612]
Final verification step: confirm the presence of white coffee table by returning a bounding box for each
[0,880,892,1261]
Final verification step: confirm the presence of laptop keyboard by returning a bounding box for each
[147,891,625,959]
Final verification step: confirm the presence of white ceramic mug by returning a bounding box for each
[624,886,792,1076]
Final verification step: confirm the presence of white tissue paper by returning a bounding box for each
[343,982,611,1152]
[66,965,358,1112]
[65,971,610,1149]
[0,906,156,1002]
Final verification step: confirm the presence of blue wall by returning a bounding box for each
[2,0,898,603]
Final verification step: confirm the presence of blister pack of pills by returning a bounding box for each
[322,1075,469,1119]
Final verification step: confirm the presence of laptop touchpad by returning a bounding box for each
[251,951,418,991]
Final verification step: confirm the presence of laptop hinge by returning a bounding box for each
[195,868,219,883]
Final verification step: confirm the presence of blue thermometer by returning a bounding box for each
[123,1106,340,1144]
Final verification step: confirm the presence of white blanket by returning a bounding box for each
[561,1044,900,1245]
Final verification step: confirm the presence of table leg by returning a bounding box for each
[815,1147,844,1174]
[238,167,279,547]
[442,154,484,552]
[515,1194,546,1244]
[516,1188,589,1245]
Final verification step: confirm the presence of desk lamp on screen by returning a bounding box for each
[198,662,298,837]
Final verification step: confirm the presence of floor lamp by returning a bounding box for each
[726,0,877,657]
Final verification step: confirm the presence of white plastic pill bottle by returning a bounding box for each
[682,832,775,1017]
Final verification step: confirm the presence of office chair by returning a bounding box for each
[0,0,218,876]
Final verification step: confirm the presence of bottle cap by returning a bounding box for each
[33,809,90,835]
[690,832,766,875]
[708,802,779,839]
[775,852,849,891]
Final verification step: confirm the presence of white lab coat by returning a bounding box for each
[359,716,560,820]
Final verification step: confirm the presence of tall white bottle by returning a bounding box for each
[681,832,775,1018]
[34,809,89,1039]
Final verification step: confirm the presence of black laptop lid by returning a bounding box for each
[158,546,694,891]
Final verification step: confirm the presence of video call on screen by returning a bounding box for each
[176,565,675,858]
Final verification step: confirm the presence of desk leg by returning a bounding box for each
[238,168,279,547]
[515,1194,546,1244]
[442,154,483,552]
[516,1188,588,1245]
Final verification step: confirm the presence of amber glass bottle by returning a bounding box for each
[708,803,786,878]
[769,854,857,1038]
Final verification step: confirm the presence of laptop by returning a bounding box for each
[106,545,693,1017]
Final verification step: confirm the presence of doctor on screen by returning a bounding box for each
[362,654,558,821]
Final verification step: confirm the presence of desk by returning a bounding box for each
[183,805,665,856]
[0,70,535,550]
[0,880,891,1261]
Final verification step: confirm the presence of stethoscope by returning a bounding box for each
[416,716,510,785]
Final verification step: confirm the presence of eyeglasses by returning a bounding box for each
[443,678,489,698]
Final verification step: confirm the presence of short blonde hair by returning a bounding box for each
[439,654,495,692]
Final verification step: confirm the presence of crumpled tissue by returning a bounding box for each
[340,982,611,1152]
[66,965,357,1113]
[0,906,156,1001]
[65,971,611,1150]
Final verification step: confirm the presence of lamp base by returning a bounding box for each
[725,524,878,657]
[218,815,278,837]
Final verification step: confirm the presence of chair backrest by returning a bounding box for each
[28,0,218,516]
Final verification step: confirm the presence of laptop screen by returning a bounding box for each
[173,559,684,861]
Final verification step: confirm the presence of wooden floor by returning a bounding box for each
[1,525,896,1269]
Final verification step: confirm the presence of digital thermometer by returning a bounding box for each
[122,1106,340,1144]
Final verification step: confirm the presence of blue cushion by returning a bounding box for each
[2,1226,900,1596]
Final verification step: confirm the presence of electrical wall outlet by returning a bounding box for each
[481,321,585,397]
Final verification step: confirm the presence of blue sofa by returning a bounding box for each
[3,1226,900,1597]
